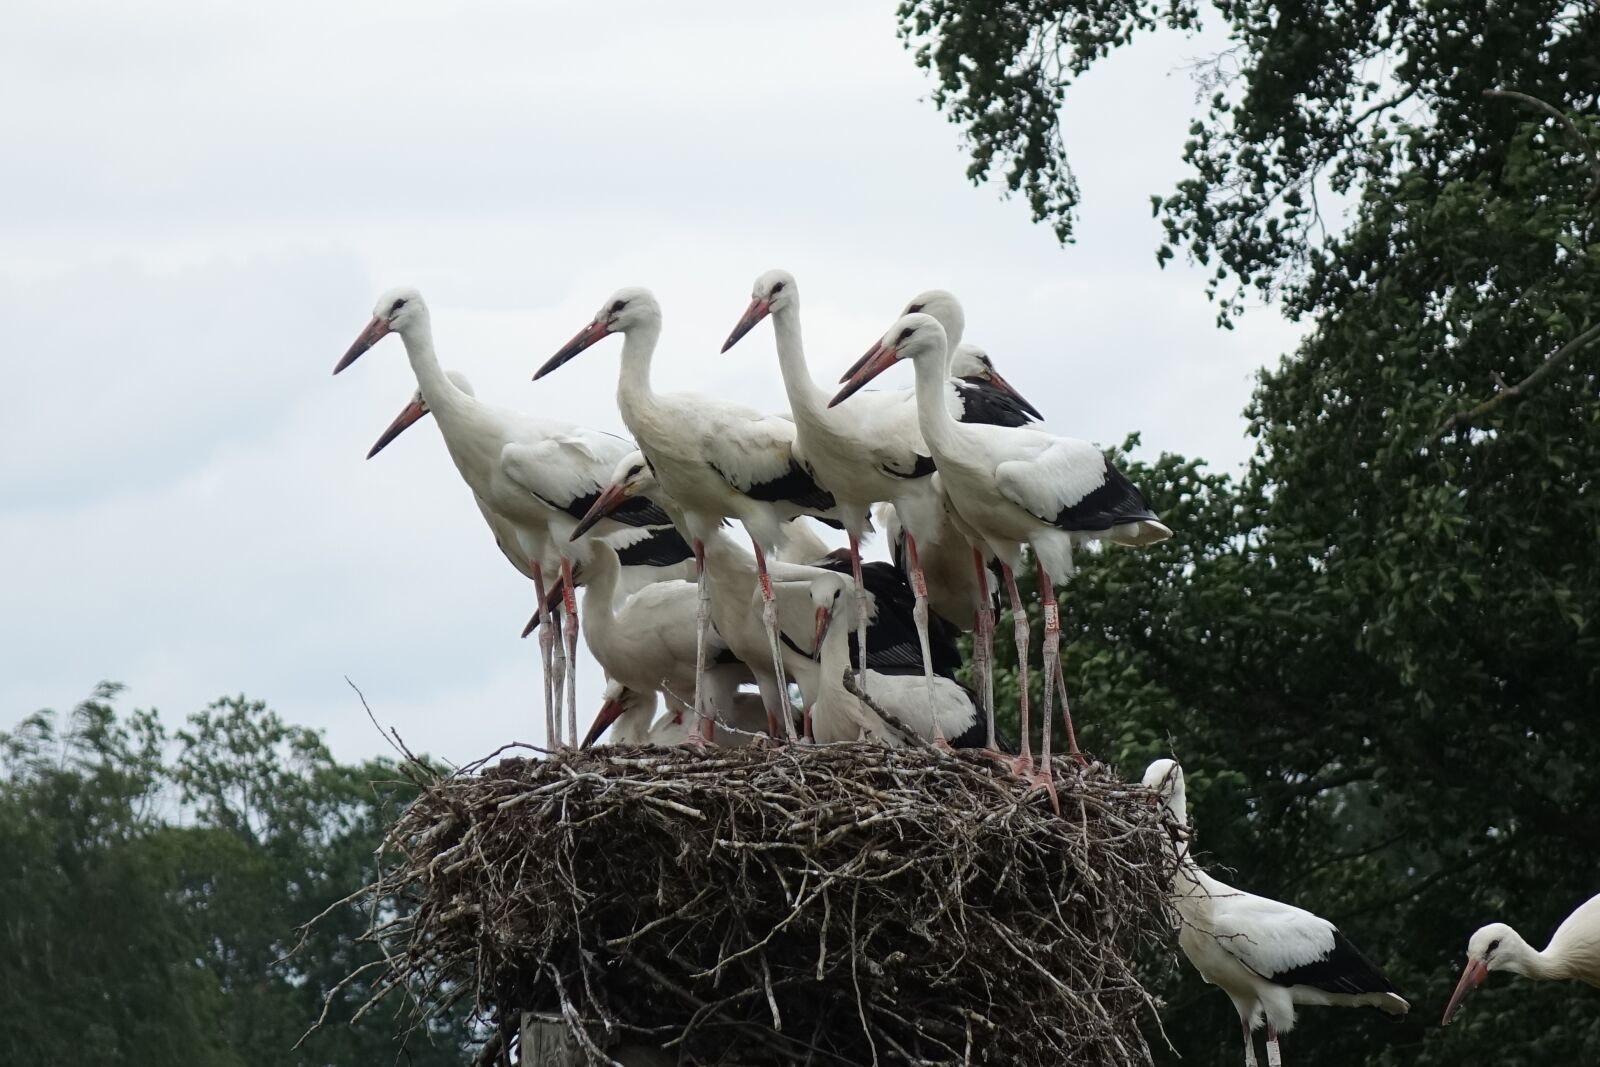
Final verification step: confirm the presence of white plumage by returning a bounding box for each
[1143,759,1408,1066]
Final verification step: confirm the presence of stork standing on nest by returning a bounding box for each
[1442,892,1600,1025]
[834,314,1170,801]
[535,289,837,743]
[1143,759,1409,1066]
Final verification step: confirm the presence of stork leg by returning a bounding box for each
[1038,558,1086,767]
[549,602,568,747]
[904,534,948,749]
[1241,1020,1258,1067]
[1001,563,1032,778]
[560,558,579,747]
[1030,561,1061,813]
[753,542,799,741]
[532,562,557,749]
[848,531,869,695]
[972,549,998,753]
[687,539,712,748]
[1264,1024,1281,1067]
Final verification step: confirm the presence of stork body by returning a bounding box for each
[1144,760,1408,1066]
[1442,892,1600,1024]
[537,289,836,742]
[835,314,1169,798]
[583,681,771,748]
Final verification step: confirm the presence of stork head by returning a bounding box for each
[366,370,474,459]
[570,451,660,541]
[1443,922,1523,1024]
[535,286,659,379]
[336,287,426,374]
[1140,758,1189,833]
[721,269,797,352]
[948,342,1044,420]
[807,570,852,659]
[840,288,965,383]
[829,313,946,407]
[581,678,657,748]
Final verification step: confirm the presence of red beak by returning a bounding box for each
[366,399,428,459]
[335,316,391,374]
[535,319,611,380]
[580,697,625,748]
[829,344,899,407]
[812,605,832,659]
[520,579,567,638]
[839,339,882,383]
[985,368,1044,420]
[1441,958,1489,1025]
[720,297,770,353]
[570,482,631,541]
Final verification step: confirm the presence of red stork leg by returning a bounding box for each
[753,542,799,741]
[560,556,580,747]
[848,530,869,695]
[531,561,557,748]
[686,539,712,749]
[905,534,948,749]
[1033,559,1061,813]
[972,549,998,754]
[1001,563,1032,778]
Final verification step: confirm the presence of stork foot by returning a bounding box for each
[1029,765,1061,815]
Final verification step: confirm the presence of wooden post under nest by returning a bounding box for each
[519,1013,674,1066]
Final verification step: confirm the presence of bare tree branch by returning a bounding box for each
[1484,87,1600,200]
[1435,320,1600,439]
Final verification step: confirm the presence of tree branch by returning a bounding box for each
[1435,320,1600,439]
[1483,87,1600,200]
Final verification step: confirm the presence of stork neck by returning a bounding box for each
[397,315,470,420]
[910,350,962,453]
[769,305,828,418]
[580,547,620,618]
[616,318,663,421]
[1499,931,1557,979]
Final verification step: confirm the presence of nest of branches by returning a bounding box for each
[344,743,1177,1066]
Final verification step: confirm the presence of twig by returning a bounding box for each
[1435,320,1600,439]
[1484,87,1600,199]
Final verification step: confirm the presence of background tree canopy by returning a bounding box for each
[900,0,1600,1062]
[0,685,474,1067]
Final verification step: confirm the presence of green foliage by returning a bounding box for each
[0,686,471,1067]
[908,1,1600,1061]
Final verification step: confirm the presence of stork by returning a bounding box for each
[535,288,836,742]
[582,680,773,748]
[1442,892,1600,1024]
[834,314,1169,799]
[335,288,668,745]
[1143,759,1409,1066]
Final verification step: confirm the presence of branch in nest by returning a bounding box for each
[1434,320,1600,440]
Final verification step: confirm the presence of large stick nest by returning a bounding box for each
[349,744,1177,1066]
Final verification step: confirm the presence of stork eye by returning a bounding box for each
[609,299,627,314]
[770,281,786,294]
[627,464,644,479]
[1487,939,1501,956]
[896,327,914,342]
[908,302,925,313]
[390,297,408,313]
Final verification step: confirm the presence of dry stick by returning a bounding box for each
[1483,87,1600,199]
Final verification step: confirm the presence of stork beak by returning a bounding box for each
[335,317,391,374]
[580,697,625,748]
[830,344,899,407]
[519,580,566,638]
[720,297,770,353]
[1441,958,1489,1025]
[366,399,428,459]
[812,605,833,659]
[571,482,631,541]
[985,368,1044,420]
[839,339,882,383]
[535,319,611,380]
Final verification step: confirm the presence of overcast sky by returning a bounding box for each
[1,1,1305,766]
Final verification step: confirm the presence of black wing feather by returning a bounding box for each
[716,457,837,513]
[954,378,1038,428]
[1270,929,1402,997]
[614,526,694,568]
[1047,457,1162,532]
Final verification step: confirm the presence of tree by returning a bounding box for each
[0,687,473,1067]
[905,2,1600,1062]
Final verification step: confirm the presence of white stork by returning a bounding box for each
[1442,892,1600,1024]
[336,288,669,745]
[1143,759,1409,1066]
[833,314,1169,799]
[582,679,772,748]
[535,288,837,743]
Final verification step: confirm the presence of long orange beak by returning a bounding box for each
[520,579,567,638]
[366,399,428,459]
[535,319,611,380]
[812,605,833,659]
[570,482,631,541]
[720,297,770,353]
[580,697,625,748]
[985,367,1044,420]
[1441,958,1489,1025]
[829,344,899,407]
[335,317,390,374]
[839,339,881,383]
